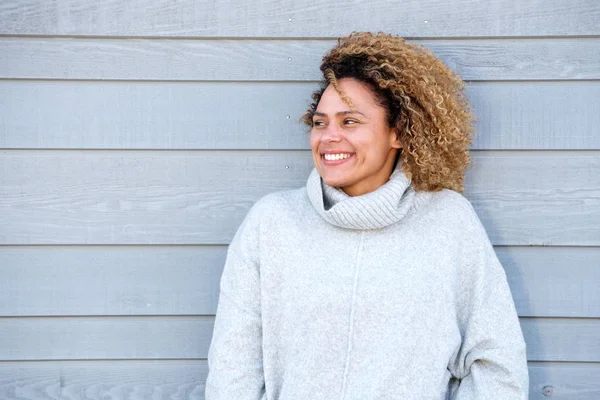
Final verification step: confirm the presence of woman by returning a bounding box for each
[206,32,528,399]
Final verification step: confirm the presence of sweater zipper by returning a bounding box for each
[339,232,365,399]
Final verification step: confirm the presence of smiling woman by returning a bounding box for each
[310,79,401,197]
[303,32,473,194]
[205,32,529,399]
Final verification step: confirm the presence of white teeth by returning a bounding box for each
[324,153,351,161]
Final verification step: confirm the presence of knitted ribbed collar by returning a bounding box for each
[306,163,415,230]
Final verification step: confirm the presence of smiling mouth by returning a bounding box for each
[323,153,352,161]
[321,153,355,165]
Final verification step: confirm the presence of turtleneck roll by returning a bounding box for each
[306,162,417,230]
[206,166,529,399]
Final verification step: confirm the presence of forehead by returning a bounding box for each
[316,78,380,112]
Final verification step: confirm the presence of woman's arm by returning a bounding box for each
[205,207,266,399]
[449,202,529,399]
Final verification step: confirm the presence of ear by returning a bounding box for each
[389,128,401,149]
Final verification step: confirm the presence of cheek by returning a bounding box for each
[309,131,320,151]
[353,135,391,160]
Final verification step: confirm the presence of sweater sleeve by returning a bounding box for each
[449,201,529,399]
[205,205,266,400]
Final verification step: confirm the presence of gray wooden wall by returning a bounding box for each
[1,0,599,398]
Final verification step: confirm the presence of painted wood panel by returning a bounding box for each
[1,0,598,38]
[1,38,599,81]
[2,81,599,150]
[2,361,600,400]
[0,317,214,361]
[1,246,598,318]
[528,362,600,399]
[0,363,60,400]
[496,247,600,318]
[0,316,598,362]
[1,151,599,245]
[1,0,597,394]
[0,246,225,316]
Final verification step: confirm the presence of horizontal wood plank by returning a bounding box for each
[1,151,599,246]
[496,247,600,318]
[0,317,214,361]
[1,81,598,150]
[2,361,600,399]
[465,152,600,246]
[0,317,597,362]
[1,38,599,81]
[0,246,225,316]
[0,363,60,400]
[468,82,600,150]
[528,362,600,400]
[0,0,598,38]
[0,246,598,318]
[520,318,600,362]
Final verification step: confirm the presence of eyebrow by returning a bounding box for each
[313,110,368,118]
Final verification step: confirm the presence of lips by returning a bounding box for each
[320,151,355,165]
[323,153,351,161]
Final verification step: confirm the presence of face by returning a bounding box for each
[310,78,401,197]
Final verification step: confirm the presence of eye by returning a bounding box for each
[343,119,358,125]
[312,120,326,127]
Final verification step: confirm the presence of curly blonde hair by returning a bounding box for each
[303,32,474,192]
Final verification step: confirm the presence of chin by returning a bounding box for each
[315,161,359,187]
[321,173,352,189]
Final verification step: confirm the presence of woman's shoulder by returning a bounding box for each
[245,186,310,221]
[415,187,476,215]
[230,187,308,250]
[434,188,477,213]
[413,187,486,234]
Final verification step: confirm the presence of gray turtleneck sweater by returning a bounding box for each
[206,165,529,399]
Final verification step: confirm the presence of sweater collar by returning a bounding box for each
[307,163,415,230]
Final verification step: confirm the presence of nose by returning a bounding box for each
[319,124,342,143]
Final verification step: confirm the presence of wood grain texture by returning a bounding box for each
[1,246,598,318]
[519,318,600,362]
[0,246,225,316]
[0,0,598,37]
[0,361,208,400]
[1,151,599,246]
[0,316,598,361]
[528,362,600,400]
[2,361,600,400]
[0,0,597,395]
[0,150,312,245]
[1,80,598,150]
[465,152,600,246]
[0,316,214,361]
[495,247,600,318]
[1,38,598,81]
[0,363,60,400]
